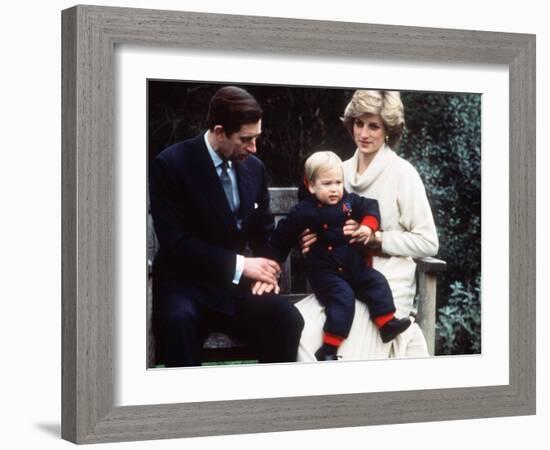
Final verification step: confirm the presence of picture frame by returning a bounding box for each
[61,4,536,444]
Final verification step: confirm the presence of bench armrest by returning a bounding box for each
[413,256,446,356]
[414,256,447,273]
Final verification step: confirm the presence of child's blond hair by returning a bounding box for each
[304,151,343,184]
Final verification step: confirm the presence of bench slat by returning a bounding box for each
[269,187,298,214]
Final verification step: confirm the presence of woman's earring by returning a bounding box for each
[385,135,389,143]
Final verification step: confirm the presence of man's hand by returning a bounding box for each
[349,225,373,245]
[251,280,280,296]
[242,257,281,285]
[299,228,317,255]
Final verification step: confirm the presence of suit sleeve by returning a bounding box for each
[265,204,310,263]
[349,193,381,232]
[149,155,237,284]
[247,163,276,256]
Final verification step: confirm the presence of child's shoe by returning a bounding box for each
[380,317,412,343]
[315,343,339,361]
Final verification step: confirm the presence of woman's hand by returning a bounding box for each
[350,225,373,245]
[366,230,383,248]
[299,228,317,255]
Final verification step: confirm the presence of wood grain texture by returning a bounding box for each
[61,4,536,444]
[416,273,437,356]
[508,35,537,415]
[414,256,447,273]
[61,6,77,443]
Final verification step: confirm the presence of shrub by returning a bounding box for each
[399,93,481,354]
[436,276,481,354]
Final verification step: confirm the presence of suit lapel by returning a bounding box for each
[235,160,254,230]
[192,135,237,232]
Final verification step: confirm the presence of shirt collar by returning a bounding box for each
[204,130,231,169]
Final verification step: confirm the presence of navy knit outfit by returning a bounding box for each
[267,191,395,340]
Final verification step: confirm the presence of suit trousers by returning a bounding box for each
[152,281,304,367]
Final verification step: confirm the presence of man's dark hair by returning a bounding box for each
[206,86,262,136]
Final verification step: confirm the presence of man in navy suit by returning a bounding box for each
[149,86,304,367]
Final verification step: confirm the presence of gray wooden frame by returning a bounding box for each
[62,4,536,444]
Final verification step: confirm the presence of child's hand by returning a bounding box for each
[349,225,373,245]
[251,280,280,296]
[342,219,360,236]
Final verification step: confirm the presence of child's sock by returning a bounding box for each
[373,312,395,328]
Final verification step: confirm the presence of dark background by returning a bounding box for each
[148,80,481,355]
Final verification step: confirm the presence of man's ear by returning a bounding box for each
[212,125,226,141]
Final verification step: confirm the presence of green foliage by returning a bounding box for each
[436,276,481,354]
[400,93,481,293]
[399,93,481,354]
[202,360,258,366]
[147,82,355,182]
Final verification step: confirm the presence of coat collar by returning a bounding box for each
[194,133,237,232]
[343,144,396,193]
[235,160,254,230]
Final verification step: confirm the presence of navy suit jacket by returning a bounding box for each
[149,133,275,314]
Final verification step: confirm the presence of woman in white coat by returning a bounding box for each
[296,90,439,360]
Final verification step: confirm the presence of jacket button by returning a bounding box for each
[323,224,329,230]
[327,246,333,251]
[337,267,343,272]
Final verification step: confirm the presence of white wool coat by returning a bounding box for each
[296,145,439,360]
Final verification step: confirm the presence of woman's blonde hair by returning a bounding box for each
[342,90,405,148]
[304,151,343,184]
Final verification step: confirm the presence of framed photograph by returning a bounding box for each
[62,5,535,444]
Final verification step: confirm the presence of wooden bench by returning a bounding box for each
[147,187,446,367]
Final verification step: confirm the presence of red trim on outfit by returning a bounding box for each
[361,215,379,233]
[374,312,395,328]
[323,332,345,347]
